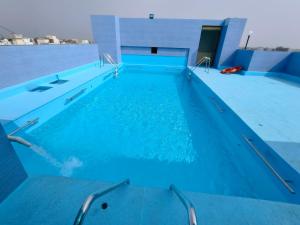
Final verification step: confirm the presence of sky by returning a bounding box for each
[0,0,299,48]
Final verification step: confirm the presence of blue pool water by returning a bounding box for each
[16,65,292,202]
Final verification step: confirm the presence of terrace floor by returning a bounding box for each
[192,68,300,173]
[0,176,299,225]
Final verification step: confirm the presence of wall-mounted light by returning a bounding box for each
[149,13,155,19]
[244,30,253,50]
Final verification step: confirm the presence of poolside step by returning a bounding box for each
[0,176,299,225]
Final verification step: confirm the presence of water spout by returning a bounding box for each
[7,135,32,147]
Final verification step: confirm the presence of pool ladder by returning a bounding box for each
[102,53,119,77]
[190,56,211,74]
[73,179,197,225]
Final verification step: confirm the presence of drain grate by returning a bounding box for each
[50,79,68,85]
[29,86,53,92]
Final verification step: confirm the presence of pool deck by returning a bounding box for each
[0,64,114,123]
[192,67,300,173]
[0,176,299,225]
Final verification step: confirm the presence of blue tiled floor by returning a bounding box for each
[0,176,299,225]
[192,68,300,173]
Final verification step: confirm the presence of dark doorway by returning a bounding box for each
[197,26,222,66]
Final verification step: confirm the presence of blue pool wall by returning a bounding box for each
[0,44,100,89]
[90,15,246,67]
[121,54,187,67]
[0,124,27,203]
[232,50,300,77]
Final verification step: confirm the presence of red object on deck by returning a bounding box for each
[220,66,242,74]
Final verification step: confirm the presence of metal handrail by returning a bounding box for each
[210,97,224,113]
[169,185,197,225]
[8,117,39,136]
[73,179,130,225]
[65,88,86,105]
[190,56,211,73]
[103,53,119,77]
[6,118,38,147]
[242,136,295,194]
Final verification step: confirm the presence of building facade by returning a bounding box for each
[91,15,247,67]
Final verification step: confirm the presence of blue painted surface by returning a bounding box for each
[0,176,300,225]
[90,15,122,63]
[232,50,290,72]
[231,49,254,70]
[214,18,247,67]
[0,63,114,123]
[192,67,300,198]
[0,45,100,89]
[91,16,246,66]
[0,124,27,202]
[122,54,187,66]
[8,65,298,203]
[285,52,300,77]
[231,50,300,79]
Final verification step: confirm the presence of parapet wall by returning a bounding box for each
[232,50,300,77]
[0,44,100,89]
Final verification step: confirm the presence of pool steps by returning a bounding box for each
[73,179,197,225]
[243,136,295,194]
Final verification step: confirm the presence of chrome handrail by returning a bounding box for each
[103,53,119,77]
[190,56,211,74]
[65,88,86,105]
[73,179,130,225]
[169,185,197,225]
[8,117,39,136]
[242,136,295,194]
[210,97,224,113]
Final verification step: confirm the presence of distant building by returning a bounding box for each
[9,34,34,45]
[63,39,80,44]
[0,33,91,46]
[275,46,289,51]
[35,37,50,45]
[0,38,11,45]
[46,35,60,44]
[81,40,90,44]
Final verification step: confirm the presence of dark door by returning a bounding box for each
[197,26,222,66]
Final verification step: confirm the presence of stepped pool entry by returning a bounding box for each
[10,63,299,204]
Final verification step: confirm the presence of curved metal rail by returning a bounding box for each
[243,136,295,194]
[190,56,211,74]
[7,117,39,147]
[103,53,119,77]
[73,179,130,225]
[169,184,197,225]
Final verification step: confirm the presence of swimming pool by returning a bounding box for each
[13,65,297,203]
